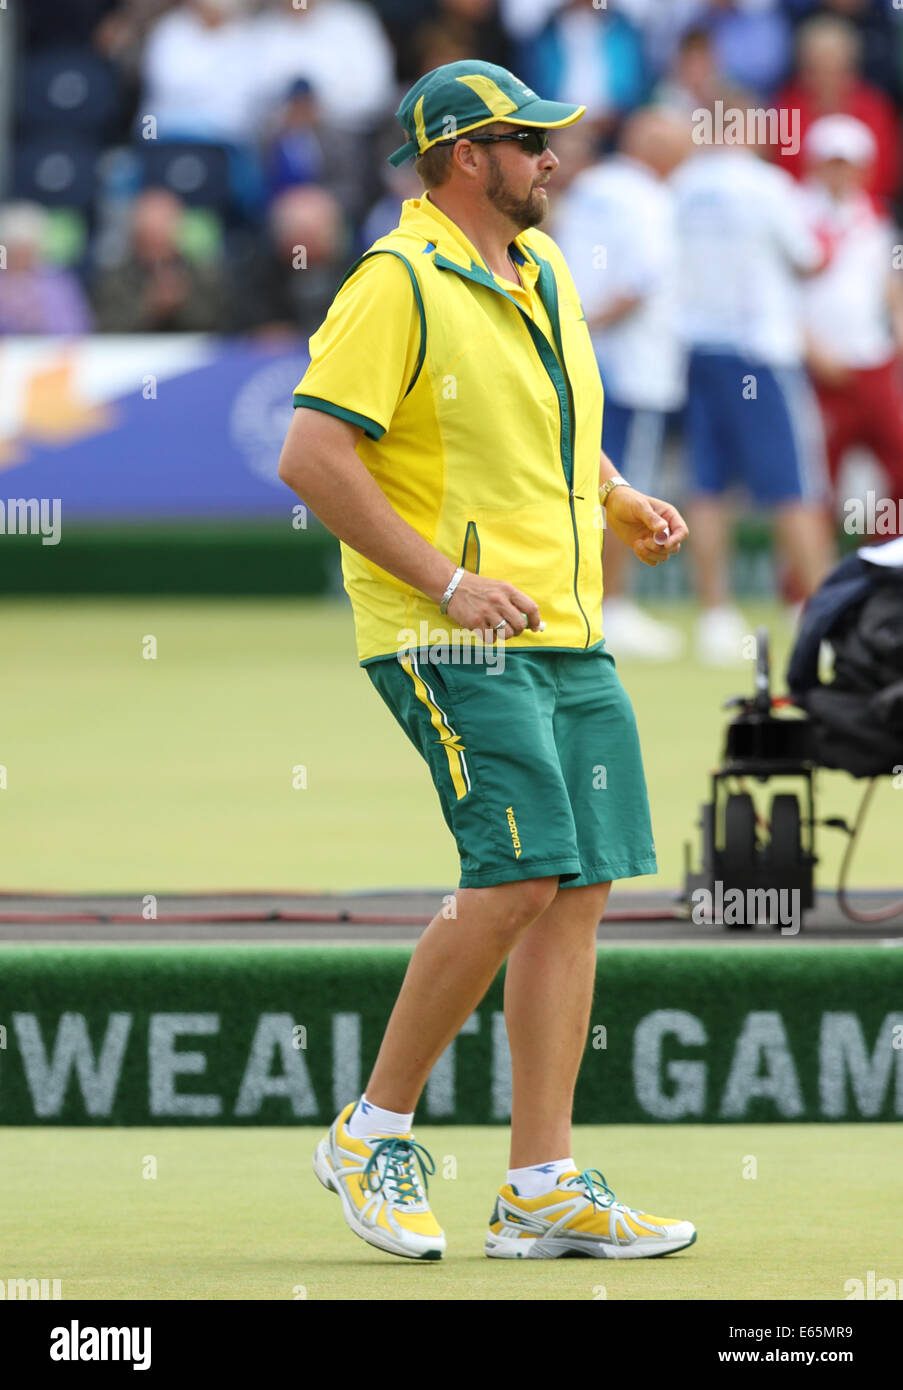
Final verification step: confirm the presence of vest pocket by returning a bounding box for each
[460,520,481,573]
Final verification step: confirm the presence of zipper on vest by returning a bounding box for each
[431,251,593,648]
[561,378,590,648]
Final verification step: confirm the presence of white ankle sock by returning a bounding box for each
[346,1093,413,1139]
[507,1157,575,1198]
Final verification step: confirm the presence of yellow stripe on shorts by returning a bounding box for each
[400,653,471,801]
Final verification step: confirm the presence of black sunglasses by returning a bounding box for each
[439,129,550,156]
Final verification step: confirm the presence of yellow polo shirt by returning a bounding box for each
[293,193,606,664]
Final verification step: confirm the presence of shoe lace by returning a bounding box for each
[564,1168,620,1211]
[361,1137,436,1206]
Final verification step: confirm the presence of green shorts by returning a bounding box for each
[366,641,657,890]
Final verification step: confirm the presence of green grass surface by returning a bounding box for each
[1,596,899,892]
[2,1124,900,1300]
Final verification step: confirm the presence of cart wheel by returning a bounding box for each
[767,793,802,869]
[722,793,757,929]
[723,793,756,862]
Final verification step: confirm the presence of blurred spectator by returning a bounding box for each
[697,0,793,96]
[497,0,564,44]
[515,0,648,145]
[266,79,325,198]
[411,20,475,76]
[20,0,119,51]
[777,14,901,202]
[553,108,691,660]
[672,97,836,661]
[94,1,182,77]
[359,160,423,249]
[783,0,900,101]
[0,203,93,335]
[92,187,231,330]
[140,0,261,142]
[405,0,513,84]
[654,26,724,115]
[263,75,366,220]
[252,0,396,136]
[800,114,903,533]
[231,185,349,335]
[545,120,599,196]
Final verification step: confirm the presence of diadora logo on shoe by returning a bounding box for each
[505,806,522,858]
[501,1206,547,1234]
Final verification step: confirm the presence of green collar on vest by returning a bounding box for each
[431,245,564,362]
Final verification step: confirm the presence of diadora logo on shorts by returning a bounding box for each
[505,806,522,858]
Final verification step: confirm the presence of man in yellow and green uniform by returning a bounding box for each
[281,60,697,1264]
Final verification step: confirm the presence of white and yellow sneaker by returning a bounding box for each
[485,1167,696,1260]
[313,1101,446,1260]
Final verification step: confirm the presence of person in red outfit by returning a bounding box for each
[800,114,903,541]
[777,14,900,205]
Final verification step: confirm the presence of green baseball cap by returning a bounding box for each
[388,59,586,167]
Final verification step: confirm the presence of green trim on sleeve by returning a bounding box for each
[292,395,385,440]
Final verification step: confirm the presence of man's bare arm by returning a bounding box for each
[278,407,541,634]
[279,407,457,603]
[584,293,643,335]
[598,446,688,566]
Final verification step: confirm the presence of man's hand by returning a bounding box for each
[603,486,688,567]
[446,572,542,643]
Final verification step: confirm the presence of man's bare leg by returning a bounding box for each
[504,881,612,1167]
[687,494,731,609]
[773,500,835,598]
[365,877,559,1114]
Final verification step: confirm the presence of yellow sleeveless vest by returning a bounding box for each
[298,195,606,664]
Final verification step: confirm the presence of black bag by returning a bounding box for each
[788,558,903,778]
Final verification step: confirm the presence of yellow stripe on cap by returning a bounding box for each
[414,94,428,152]
[455,73,520,118]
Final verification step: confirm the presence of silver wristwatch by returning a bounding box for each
[598,475,631,507]
[439,566,465,614]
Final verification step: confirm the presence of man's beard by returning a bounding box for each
[483,151,547,230]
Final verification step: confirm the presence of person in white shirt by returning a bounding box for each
[140,0,261,143]
[141,0,396,143]
[800,114,903,539]
[672,108,836,663]
[554,107,690,659]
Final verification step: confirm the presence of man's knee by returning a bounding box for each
[461,875,559,939]
[515,875,561,921]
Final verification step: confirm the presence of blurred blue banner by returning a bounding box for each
[0,336,308,520]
